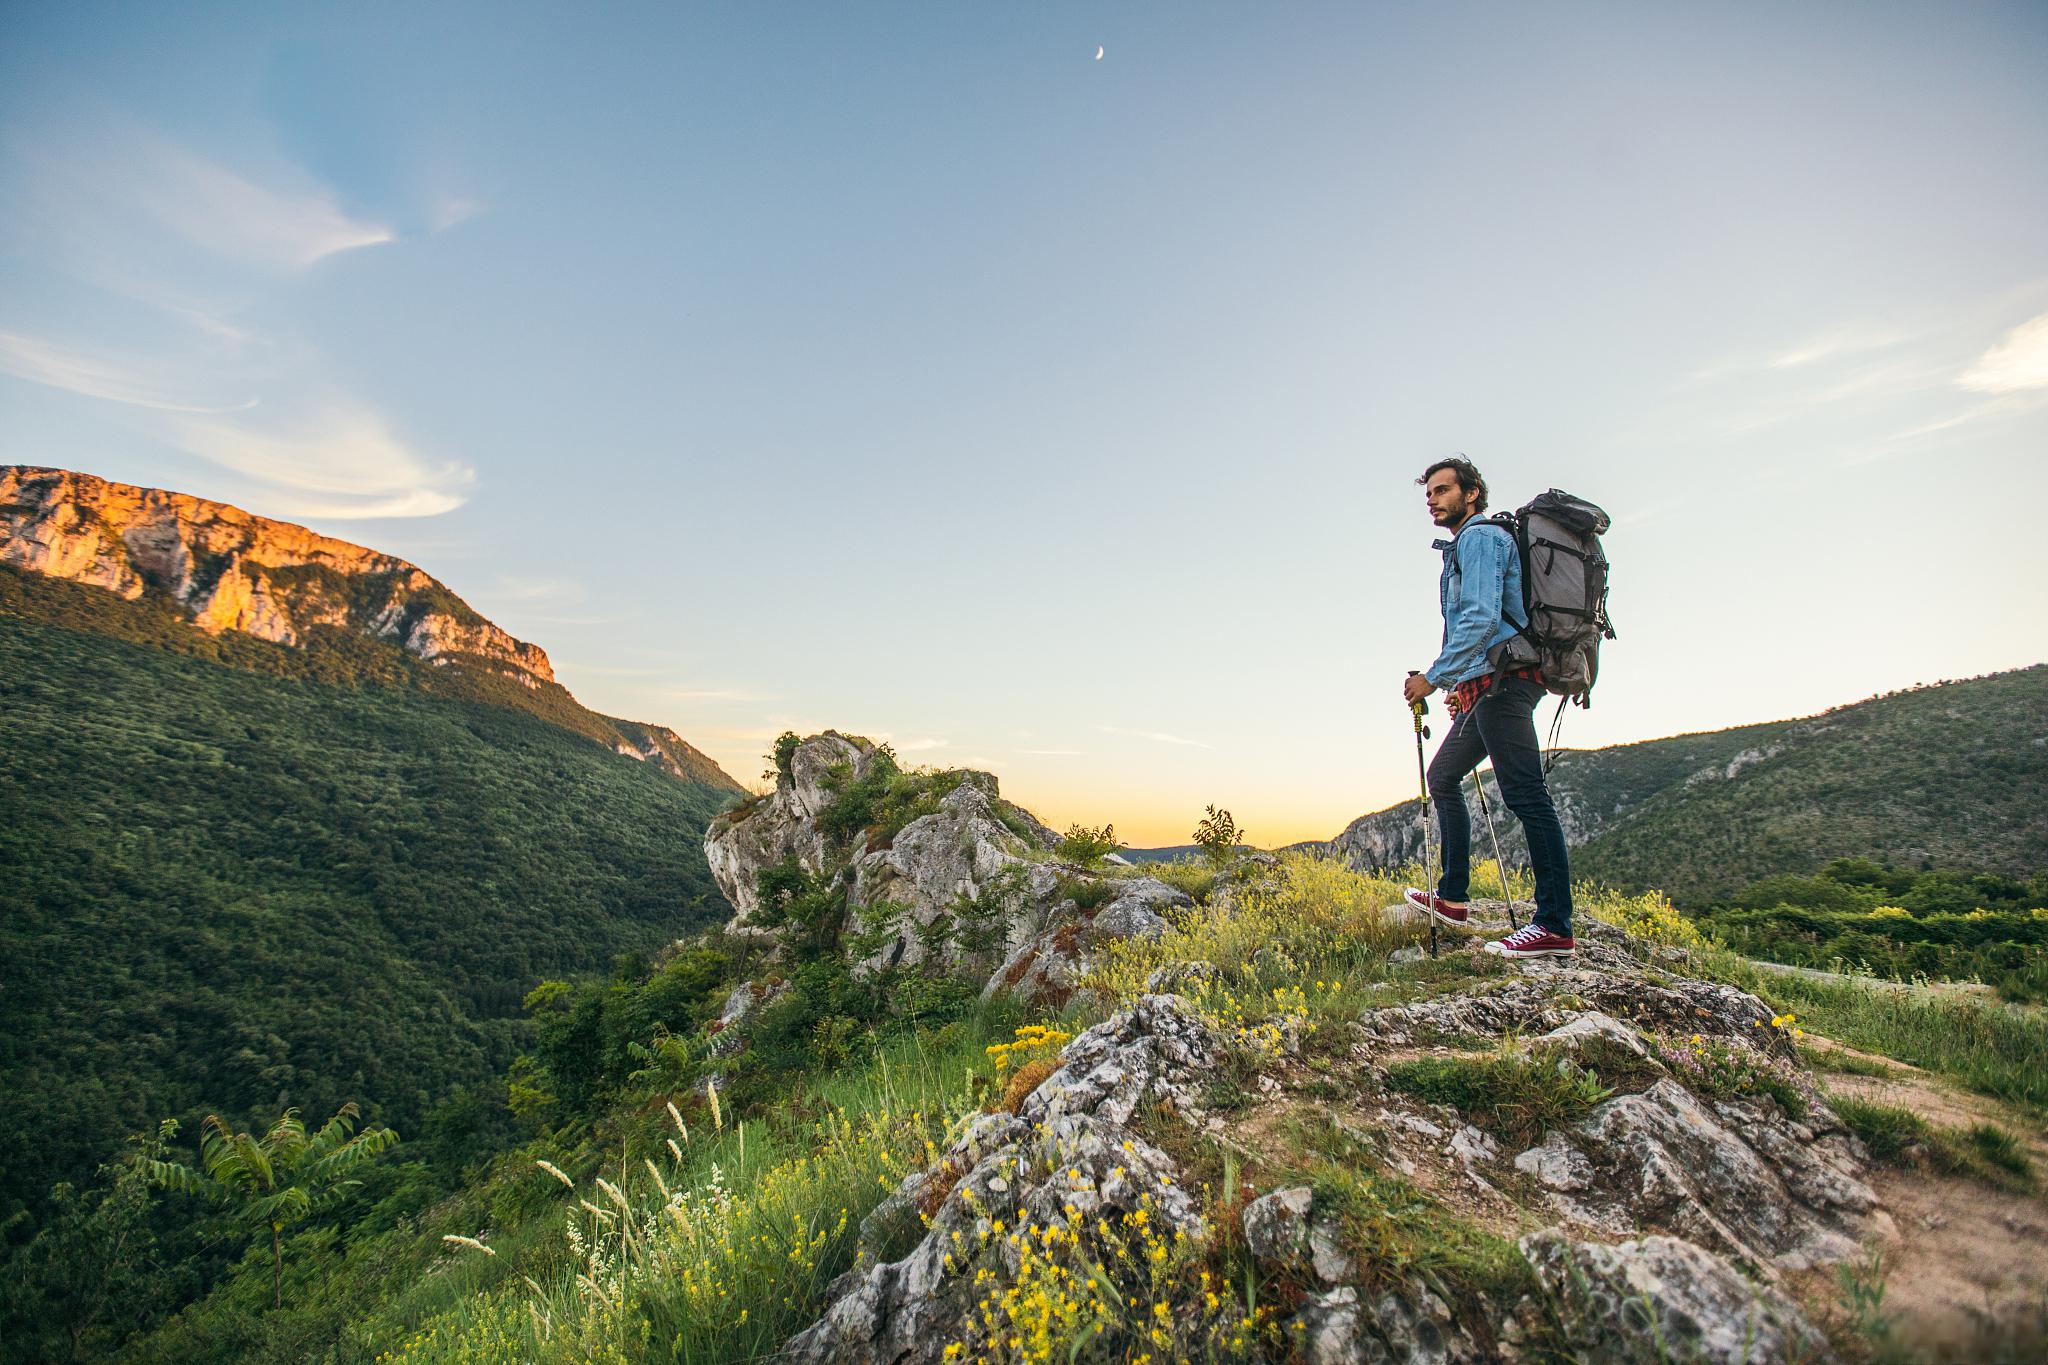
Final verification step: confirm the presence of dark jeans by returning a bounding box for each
[1426,675,1573,936]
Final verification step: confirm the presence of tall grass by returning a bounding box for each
[1696,948,2048,1115]
[375,1014,1012,1364]
[366,854,2048,1364]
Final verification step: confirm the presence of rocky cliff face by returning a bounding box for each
[1,465,553,685]
[604,716,743,790]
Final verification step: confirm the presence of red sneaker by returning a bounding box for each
[1484,924,1576,958]
[1404,888,1469,927]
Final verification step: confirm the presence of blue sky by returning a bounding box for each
[4,1,2046,844]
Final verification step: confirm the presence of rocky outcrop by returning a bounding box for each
[768,868,1903,1362]
[704,732,882,924]
[1,465,553,683]
[1308,770,1609,875]
[1519,1230,1830,1364]
[782,996,1218,1365]
[705,732,1187,1003]
[603,717,740,789]
[1513,1078,1884,1273]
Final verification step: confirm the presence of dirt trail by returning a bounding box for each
[1793,1039,2048,1358]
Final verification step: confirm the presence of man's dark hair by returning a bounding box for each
[1417,456,1488,515]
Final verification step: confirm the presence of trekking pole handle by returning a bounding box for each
[1407,671,1430,737]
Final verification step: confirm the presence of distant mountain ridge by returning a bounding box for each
[1306,666,2048,903]
[0,468,750,1223]
[0,465,741,791]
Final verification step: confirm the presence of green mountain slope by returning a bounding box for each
[0,583,739,1224]
[1570,666,2048,900]
[1315,666,2048,903]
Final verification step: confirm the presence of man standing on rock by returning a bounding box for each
[1401,457,1576,958]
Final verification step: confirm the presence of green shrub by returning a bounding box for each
[1382,1053,1611,1146]
[1964,1122,2035,1182]
[1689,861,2048,1003]
[1056,876,1118,912]
[1055,822,1123,863]
[991,801,1039,846]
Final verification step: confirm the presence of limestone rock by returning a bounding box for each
[983,874,1186,1008]
[1290,1276,1478,1365]
[707,979,788,1058]
[780,996,1216,1365]
[1355,970,1785,1053]
[1243,1186,1357,1288]
[1530,1010,1655,1061]
[705,731,1187,1004]
[1145,958,1216,994]
[853,778,1044,972]
[1519,1229,1832,1364]
[1242,1186,1315,1266]
[705,732,884,926]
[1515,1078,1882,1271]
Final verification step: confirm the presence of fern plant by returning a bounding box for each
[147,1102,398,1308]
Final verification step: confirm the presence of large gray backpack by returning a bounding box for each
[1484,490,1616,705]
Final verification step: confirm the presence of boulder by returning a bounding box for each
[780,995,1218,1365]
[983,875,1186,1007]
[1519,1229,1831,1364]
[1513,1078,1883,1271]
[1243,1186,1355,1287]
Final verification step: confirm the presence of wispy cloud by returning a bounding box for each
[136,136,394,269]
[8,118,393,272]
[896,738,949,752]
[1866,310,2048,450]
[1767,325,1910,370]
[1099,725,1209,749]
[169,406,474,519]
[0,330,258,413]
[663,687,774,702]
[1958,311,2048,394]
[1684,321,1914,386]
[1020,747,1085,756]
[1,107,476,521]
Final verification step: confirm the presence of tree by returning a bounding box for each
[147,1102,398,1308]
[1193,805,1245,865]
[0,1120,186,1360]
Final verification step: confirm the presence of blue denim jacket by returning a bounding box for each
[1426,519,1524,687]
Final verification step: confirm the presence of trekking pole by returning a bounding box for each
[1471,768,1520,931]
[1407,673,1438,959]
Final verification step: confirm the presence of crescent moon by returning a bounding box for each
[1095,46,1105,60]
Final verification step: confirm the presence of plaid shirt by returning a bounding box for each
[1450,665,1543,715]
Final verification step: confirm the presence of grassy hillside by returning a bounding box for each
[44,858,2043,1365]
[1569,666,2048,901]
[1319,667,2047,906]
[0,601,739,1228]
